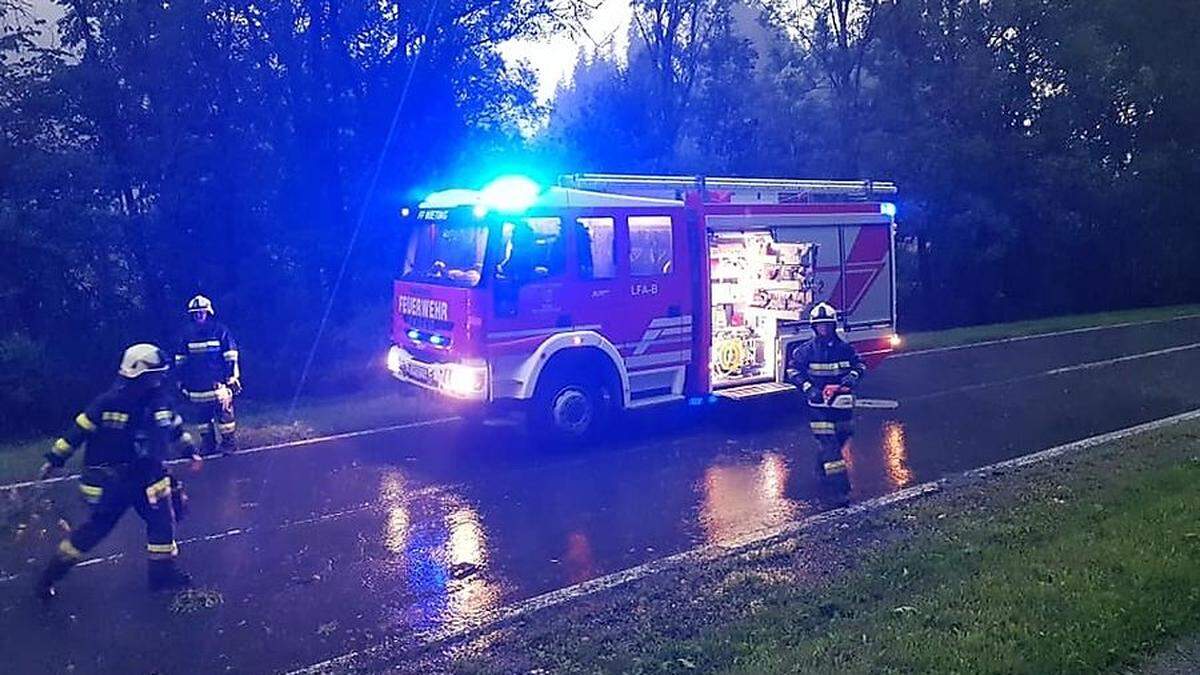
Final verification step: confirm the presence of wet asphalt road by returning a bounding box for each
[1,316,1198,673]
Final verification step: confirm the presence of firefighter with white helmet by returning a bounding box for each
[175,294,240,454]
[35,343,195,598]
[787,302,866,482]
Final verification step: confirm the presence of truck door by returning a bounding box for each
[770,222,893,325]
[837,223,894,328]
[488,215,571,339]
[568,210,694,404]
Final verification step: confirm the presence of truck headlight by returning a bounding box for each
[445,363,486,396]
[387,345,402,373]
[888,334,903,348]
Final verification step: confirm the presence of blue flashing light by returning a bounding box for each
[429,334,446,346]
[880,202,897,217]
[420,188,481,210]
[479,175,540,213]
[472,203,489,219]
[406,329,421,341]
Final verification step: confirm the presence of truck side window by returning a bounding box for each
[496,217,564,281]
[576,217,615,279]
[629,216,674,276]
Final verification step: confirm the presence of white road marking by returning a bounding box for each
[10,340,1194,583]
[4,313,1195,494]
[288,407,1200,674]
[905,341,1200,403]
[0,416,460,493]
[205,416,460,459]
[895,312,1200,358]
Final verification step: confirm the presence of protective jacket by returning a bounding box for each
[45,381,182,469]
[787,334,867,406]
[175,320,238,394]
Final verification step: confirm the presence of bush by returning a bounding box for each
[0,333,59,436]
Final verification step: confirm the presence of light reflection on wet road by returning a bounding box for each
[0,317,1198,673]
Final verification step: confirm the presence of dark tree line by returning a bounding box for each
[0,0,568,433]
[545,0,1200,326]
[3,0,1199,435]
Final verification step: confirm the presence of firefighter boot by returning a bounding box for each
[814,439,846,479]
[148,559,193,592]
[218,432,238,456]
[817,474,852,508]
[189,424,216,454]
[35,554,77,600]
[821,456,848,479]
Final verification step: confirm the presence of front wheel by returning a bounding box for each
[533,371,613,443]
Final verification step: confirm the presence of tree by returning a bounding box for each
[0,0,578,433]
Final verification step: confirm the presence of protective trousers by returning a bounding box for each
[53,466,178,567]
[183,385,236,451]
[808,405,853,478]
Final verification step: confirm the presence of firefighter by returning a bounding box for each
[36,344,195,598]
[175,294,240,454]
[787,302,866,481]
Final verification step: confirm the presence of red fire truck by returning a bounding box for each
[388,174,900,439]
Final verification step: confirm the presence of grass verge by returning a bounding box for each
[436,418,1200,674]
[902,303,1200,352]
[0,386,455,486]
[710,431,1200,673]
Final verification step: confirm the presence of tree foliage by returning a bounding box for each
[3,0,1199,434]
[543,0,1200,328]
[0,0,571,433]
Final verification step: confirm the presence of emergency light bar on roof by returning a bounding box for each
[419,185,682,212]
[559,173,898,205]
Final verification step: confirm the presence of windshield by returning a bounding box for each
[401,211,488,287]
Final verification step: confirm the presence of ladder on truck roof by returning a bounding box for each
[559,173,897,205]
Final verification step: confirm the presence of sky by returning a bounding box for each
[498,0,633,105]
[26,0,631,107]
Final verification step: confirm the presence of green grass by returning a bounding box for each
[902,303,1200,352]
[234,388,453,447]
[0,438,47,485]
[648,424,1200,674]
[437,421,1200,675]
[0,387,455,485]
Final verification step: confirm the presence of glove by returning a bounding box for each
[179,431,203,463]
[806,385,824,404]
[226,377,242,396]
[39,461,60,480]
[822,384,842,402]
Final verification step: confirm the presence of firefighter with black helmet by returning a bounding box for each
[36,344,195,598]
[175,294,240,454]
[787,302,866,481]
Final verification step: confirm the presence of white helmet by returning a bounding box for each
[809,302,839,326]
[118,343,171,379]
[187,294,214,315]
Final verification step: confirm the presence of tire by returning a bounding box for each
[532,365,614,444]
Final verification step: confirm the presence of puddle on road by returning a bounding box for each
[306,413,920,643]
[698,452,799,543]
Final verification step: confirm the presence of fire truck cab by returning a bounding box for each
[388,174,899,440]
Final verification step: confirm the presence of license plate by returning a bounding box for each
[402,362,434,384]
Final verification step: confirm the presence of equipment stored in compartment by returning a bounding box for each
[708,231,820,386]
